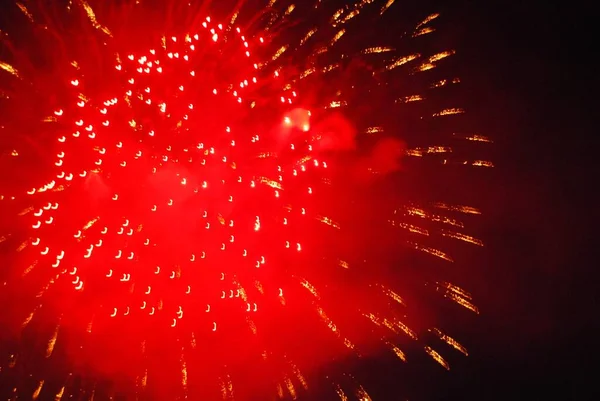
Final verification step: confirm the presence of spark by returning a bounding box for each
[0,62,20,78]
[430,328,469,355]
[284,376,297,399]
[472,160,494,167]
[316,215,340,228]
[381,0,396,15]
[398,206,464,227]
[408,242,454,262]
[334,383,349,401]
[54,386,65,401]
[22,261,38,277]
[435,282,480,314]
[433,203,482,215]
[429,50,455,63]
[272,45,288,61]
[362,46,395,54]
[327,100,347,108]
[16,240,28,252]
[316,305,356,350]
[425,346,450,370]
[299,28,318,46]
[365,126,384,134]
[457,133,493,143]
[417,13,440,29]
[284,5,296,17]
[387,342,407,362]
[379,284,407,306]
[386,53,420,71]
[440,229,484,246]
[413,27,435,37]
[389,221,429,236]
[288,360,309,390]
[330,29,346,47]
[138,369,148,388]
[356,385,373,401]
[330,8,345,25]
[397,94,424,103]
[406,146,452,157]
[79,0,112,36]
[300,278,320,299]
[433,108,465,117]
[16,2,33,22]
[181,355,188,389]
[431,77,461,88]
[364,313,417,340]
[32,380,44,400]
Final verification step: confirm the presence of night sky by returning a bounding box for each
[432,1,595,399]
[0,0,594,400]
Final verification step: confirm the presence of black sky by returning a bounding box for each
[433,1,596,400]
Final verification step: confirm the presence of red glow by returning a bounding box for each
[2,14,364,388]
[0,2,485,399]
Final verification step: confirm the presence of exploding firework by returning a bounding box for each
[0,0,491,399]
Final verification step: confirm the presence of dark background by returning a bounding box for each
[435,1,596,400]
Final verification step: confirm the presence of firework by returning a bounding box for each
[0,0,490,399]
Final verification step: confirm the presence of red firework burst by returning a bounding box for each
[0,1,490,400]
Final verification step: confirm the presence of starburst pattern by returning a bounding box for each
[0,0,491,399]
